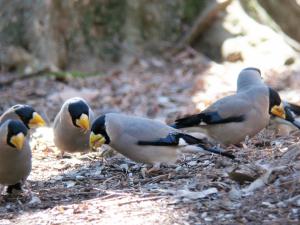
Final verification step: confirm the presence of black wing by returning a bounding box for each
[137,133,206,146]
[284,106,300,129]
[171,111,245,129]
[137,133,235,159]
[286,102,300,116]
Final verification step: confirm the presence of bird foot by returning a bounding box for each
[56,151,72,159]
[6,182,23,194]
[141,163,161,178]
[99,148,116,158]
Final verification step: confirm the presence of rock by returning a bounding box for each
[228,187,242,201]
[277,144,300,165]
[241,165,288,194]
[228,164,265,185]
[27,195,42,207]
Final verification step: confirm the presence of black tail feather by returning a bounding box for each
[178,134,235,159]
[292,120,300,129]
[172,112,245,129]
[287,102,300,116]
[284,106,300,130]
[172,114,204,129]
[197,144,235,159]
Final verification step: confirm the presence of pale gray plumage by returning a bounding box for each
[172,68,285,145]
[0,106,21,121]
[53,97,94,154]
[0,120,31,188]
[90,113,234,166]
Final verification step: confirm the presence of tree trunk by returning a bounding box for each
[0,0,207,72]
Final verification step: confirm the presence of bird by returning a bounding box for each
[282,101,300,128]
[0,104,45,194]
[89,113,235,171]
[0,120,31,195]
[269,101,300,135]
[0,104,46,129]
[53,97,94,155]
[171,67,286,145]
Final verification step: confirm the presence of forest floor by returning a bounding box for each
[0,50,300,224]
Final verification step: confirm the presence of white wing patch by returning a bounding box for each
[178,138,188,146]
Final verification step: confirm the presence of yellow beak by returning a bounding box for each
[10,132,25,150]
[29,112,46,128]
[89,132,106,149]
[271,103,286,119]
[76,114,90,131]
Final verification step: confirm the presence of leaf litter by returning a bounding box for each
[0,50,300,224]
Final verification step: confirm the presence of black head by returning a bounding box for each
[268,87,282,112]
[6,120,28,148]
[268,87,286,119]
[14,105,35,129]
[91,115,110,144]
[68,100,89,127]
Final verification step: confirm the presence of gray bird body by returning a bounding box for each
[172,68,274,145]
[0,121,31,185]
[105,113,181,164]
[53,98,94,153]
[92,113,234,165]
[200,86,269,145]
[0,107,21,122]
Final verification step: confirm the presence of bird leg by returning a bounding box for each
[0,185,5,202]
[56,149,65,159]
[23,181,33,200]
[57,150,72,159]
[0,185,4,195]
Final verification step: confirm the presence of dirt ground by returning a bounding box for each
[0,51,300,224]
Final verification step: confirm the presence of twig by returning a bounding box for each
[103,175,120,186]
[133,173,193,185]
[0,66,52,86]
[133,174,170,184]
[117,196,166,206]
[172,0,233,54]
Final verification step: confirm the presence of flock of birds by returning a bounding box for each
[1,67,300,199]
